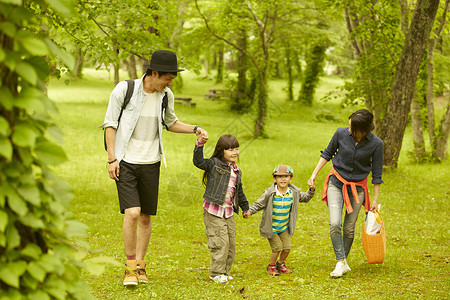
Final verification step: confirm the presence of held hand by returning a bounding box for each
[243,211,251,219]
[108,161,120,181]
[196,128,209,144]
[307,177,315,187]
[308,182,315,192]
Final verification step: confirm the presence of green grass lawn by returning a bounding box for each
[48,69,449,299]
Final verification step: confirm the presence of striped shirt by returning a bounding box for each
[272,187,293,233]
[203,162,238,219]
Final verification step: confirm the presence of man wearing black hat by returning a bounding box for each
[101,50,208,286]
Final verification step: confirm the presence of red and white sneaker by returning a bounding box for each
[276,261,292,274]
[267,264,280,276]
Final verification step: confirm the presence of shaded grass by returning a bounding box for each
[48,70,449,299]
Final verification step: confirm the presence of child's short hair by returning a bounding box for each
[272,164,294,177]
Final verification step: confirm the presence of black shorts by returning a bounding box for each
[116,160,160,215]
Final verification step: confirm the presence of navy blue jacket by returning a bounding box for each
[321,127,384,190]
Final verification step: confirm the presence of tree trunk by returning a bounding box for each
[285,43,294,101]
[216,49,224,84]
[378,0,440,168]
[426,40,436,145]
[398,0,411,34]
[254,69,267,138]
[232,32,249,111]
[298,44,326,105]
[293,49,302,81]
[127,55,137,79]
[204,49,211,75]
[114,64,119,85]
[73,46,84,80]
[429,0,449,155]
[434,104,450,159]
[237,34,247,98]
[343,6,362,60]
[113,41,120,85]
[411,97,426,160]
[141,58,149,74]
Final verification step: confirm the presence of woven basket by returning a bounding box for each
[362,222,386,264]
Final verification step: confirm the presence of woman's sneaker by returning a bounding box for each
[267,264,280,276]
[330,260,351,277]
[209,274,228,283]
[276,261,292,274]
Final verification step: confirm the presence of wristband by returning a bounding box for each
[193,125,199,133]
[108,159,117,164]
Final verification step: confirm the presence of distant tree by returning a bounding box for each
[234,29,251,110]
[409,0,450,162]
[195,0,281,137]
[284,41,295,101]
[37,0,172,84]
[378,0,441,167]
[216,45,225,84]
[339,0,441,167]
[426,1,449,160]
[195,0,332,137]
[298,41,328,105]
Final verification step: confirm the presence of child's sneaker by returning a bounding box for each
[209,274,228,283]
[267,264,280,276]
[276,261,292,274]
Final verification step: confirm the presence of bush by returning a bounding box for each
[0,1,92,299]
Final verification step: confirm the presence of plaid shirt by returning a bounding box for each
[203,162,238,219]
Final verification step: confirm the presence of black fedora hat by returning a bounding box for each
[144,50,184,72]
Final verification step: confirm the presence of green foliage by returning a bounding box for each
[0,1,93,299]
[194,0,338,136]
[337,0,404,115]
[28,0,163,73]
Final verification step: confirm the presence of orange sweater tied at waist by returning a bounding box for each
[322,165,371,214]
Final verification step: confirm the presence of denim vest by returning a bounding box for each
[193,145,249,214]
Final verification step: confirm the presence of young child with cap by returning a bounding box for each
[244,164,315,275]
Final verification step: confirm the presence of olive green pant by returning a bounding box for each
[203,210,236,277]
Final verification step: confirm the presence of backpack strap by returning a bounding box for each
[161,92,169,131]
[104,79,135,151]
[118,79,135,123]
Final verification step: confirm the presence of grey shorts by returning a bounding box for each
[115,160,160,215]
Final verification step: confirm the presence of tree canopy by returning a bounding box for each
[23,0,448,167]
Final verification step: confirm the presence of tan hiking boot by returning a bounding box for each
[123,260,138,286]
[137,260,148,284]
